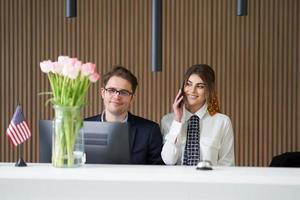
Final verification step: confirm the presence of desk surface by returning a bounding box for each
[1,163,300,200]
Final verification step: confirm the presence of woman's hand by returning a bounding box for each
[173,89,184,122]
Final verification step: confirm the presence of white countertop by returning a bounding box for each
[1,163,300,200]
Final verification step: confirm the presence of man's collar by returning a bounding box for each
[101,111,128,123]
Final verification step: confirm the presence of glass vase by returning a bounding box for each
[52,105,84,168]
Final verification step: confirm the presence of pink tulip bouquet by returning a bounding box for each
[40,56,100,167]
[40,56,100,107]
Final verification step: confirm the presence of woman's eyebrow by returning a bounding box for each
[187,80,206,85]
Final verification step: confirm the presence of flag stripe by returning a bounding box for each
[10,123,25,143]
[8,128,21,146]
[20,122,29,140]
[19,123,28,139]
[8,125,22,144]
[14,123,27,141]
[6,129,18,146]
[19,123,29,139]
[22,122,31,138]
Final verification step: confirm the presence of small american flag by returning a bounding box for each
[6,105,31,146]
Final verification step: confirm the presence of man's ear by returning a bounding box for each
[130,95,135,103]
[100,88,105,99]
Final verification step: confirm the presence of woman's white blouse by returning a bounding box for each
[161,104,235,166]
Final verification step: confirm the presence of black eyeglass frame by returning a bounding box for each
[104,87,134,97]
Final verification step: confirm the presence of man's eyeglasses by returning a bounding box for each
[104,88,133,97]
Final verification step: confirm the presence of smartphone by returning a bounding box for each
[177,82,186,108]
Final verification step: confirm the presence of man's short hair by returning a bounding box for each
[103,66,138,94]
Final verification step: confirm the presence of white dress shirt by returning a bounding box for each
[101,111,128,123]
[161,103,235,166]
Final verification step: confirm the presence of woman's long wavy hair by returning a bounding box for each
[182,64,220,116]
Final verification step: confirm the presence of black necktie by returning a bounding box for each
[183,115,200,166]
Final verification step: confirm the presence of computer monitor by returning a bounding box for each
[39,120,130,164]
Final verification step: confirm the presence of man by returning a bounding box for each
[86,66,164,164]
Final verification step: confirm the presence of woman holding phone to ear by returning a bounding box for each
[161,64,235,166]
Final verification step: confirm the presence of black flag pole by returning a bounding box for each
[15,101,27,167]
[15,143,27,167]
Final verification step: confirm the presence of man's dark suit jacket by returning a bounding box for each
[85,112,164,165]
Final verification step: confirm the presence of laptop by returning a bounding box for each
[39,120,130,164]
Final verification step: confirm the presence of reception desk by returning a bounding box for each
[0,163,299,200]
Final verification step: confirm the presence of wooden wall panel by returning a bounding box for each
[0,0,299,166]
[0,0,121,162]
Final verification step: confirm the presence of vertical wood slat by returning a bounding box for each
[0,0,299,166]
[0,0,4,158]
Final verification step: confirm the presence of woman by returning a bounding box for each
[161,64,235,166]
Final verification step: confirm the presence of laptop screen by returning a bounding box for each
[39,120,130,164]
